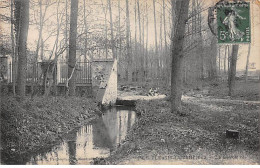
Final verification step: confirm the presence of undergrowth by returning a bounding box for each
[107,99,259,164]
[0,96,100,164]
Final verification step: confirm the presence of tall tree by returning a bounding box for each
[153,0,158,80]
[228,45,239,96]
[68,0,79,96]
[218,46,221,75]
[108,0,116,59]
[163,0,168,84]
[101,0,108,59]
[16,0,30,98]
[13,0,21,95]
[142,8,145,81]
[34,0,48,62]
[170,0,190,112]
[209,36,217,79]
[10,0,16,95]
[137,0,142,81]
[224,45,227,74]
[118,0,121,60]
[163,0,167,52]
[65,0,68,60]
[83,0,88,61]
[125,0,132,82]
[159,7,163,80]
[245,44,251,82]
[227,45,231,76]
[145,2,149,80]
[134,0,137,80]
[31,0,50,96]
[196,0,203,80]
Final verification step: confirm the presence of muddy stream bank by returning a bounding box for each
[2,106,136,165]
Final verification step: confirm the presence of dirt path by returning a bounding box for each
[182,95,260,105]
[117,90,166,101]
[106,90,260,165]
[118,90,260,106]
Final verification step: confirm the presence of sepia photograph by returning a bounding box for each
[0,0,259,165]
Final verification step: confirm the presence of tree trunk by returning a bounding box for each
[126,0,132,82]
[83,0,88,61]
[65,0,68,60]
[32,1,48,96]
[196,0,203,80]
[104,6,108,59]
[209,36,217,79]
[68,0,79,96]
[163,0,168,84]
[118,0,121,77]
[228,45,230,76]
[153,0,159,81]
[16,0,29,98]
[171,0,190,113]
[224,45,227,74]
[145,3,148,80]
[228,45,239,96]
[108,0,116,59]
[218,46,221,75]
[40,38,44,60]
[137,0,142,82]
[142,12,145,81]
[11,0,16,95]
[159,8,163,82]
[245,44,251,83]
[14,0,21,95]
[218,46,221,76]
[134,0,137,81]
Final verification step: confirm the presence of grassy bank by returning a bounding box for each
[205,80,260,101]
[107,99,259,164]
[0,96,100,164]
[119,80,260,101]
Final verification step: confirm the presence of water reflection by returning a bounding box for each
[26,106,136,165]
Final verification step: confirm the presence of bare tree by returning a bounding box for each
[10,0,16,95]
[228,45,239,96]
[153,0,159,80]
[126,0,132,82]
[163,0,169,85]
[245,44,251,82]
[170,0,190,112]
[134,0,137,81]
[218,46,221,75]
[137,0,142,81]
[65,0,69,60]
[68,0,79,96]
[145,2,149,80]
[117,0,121,61]
[101,0,108,59]
[16,0,30,98]
[224,45,227,74]
[83,0,88,61]
[108,0,116,59]
[209,36,217,79]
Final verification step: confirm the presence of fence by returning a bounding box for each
[7,61,92,85]
[26,62,41,83]
[58,61,92,84]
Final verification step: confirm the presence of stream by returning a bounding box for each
[24,106,136,165]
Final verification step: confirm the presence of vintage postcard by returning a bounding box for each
[0,0,259,166]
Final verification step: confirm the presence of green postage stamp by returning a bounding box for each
[217,1,251,44]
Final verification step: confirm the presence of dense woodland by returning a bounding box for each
[0,0,259,165]
[0,0,257,111]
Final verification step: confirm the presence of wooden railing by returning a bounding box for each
[7,61,92,85]
[58,61,92,84]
